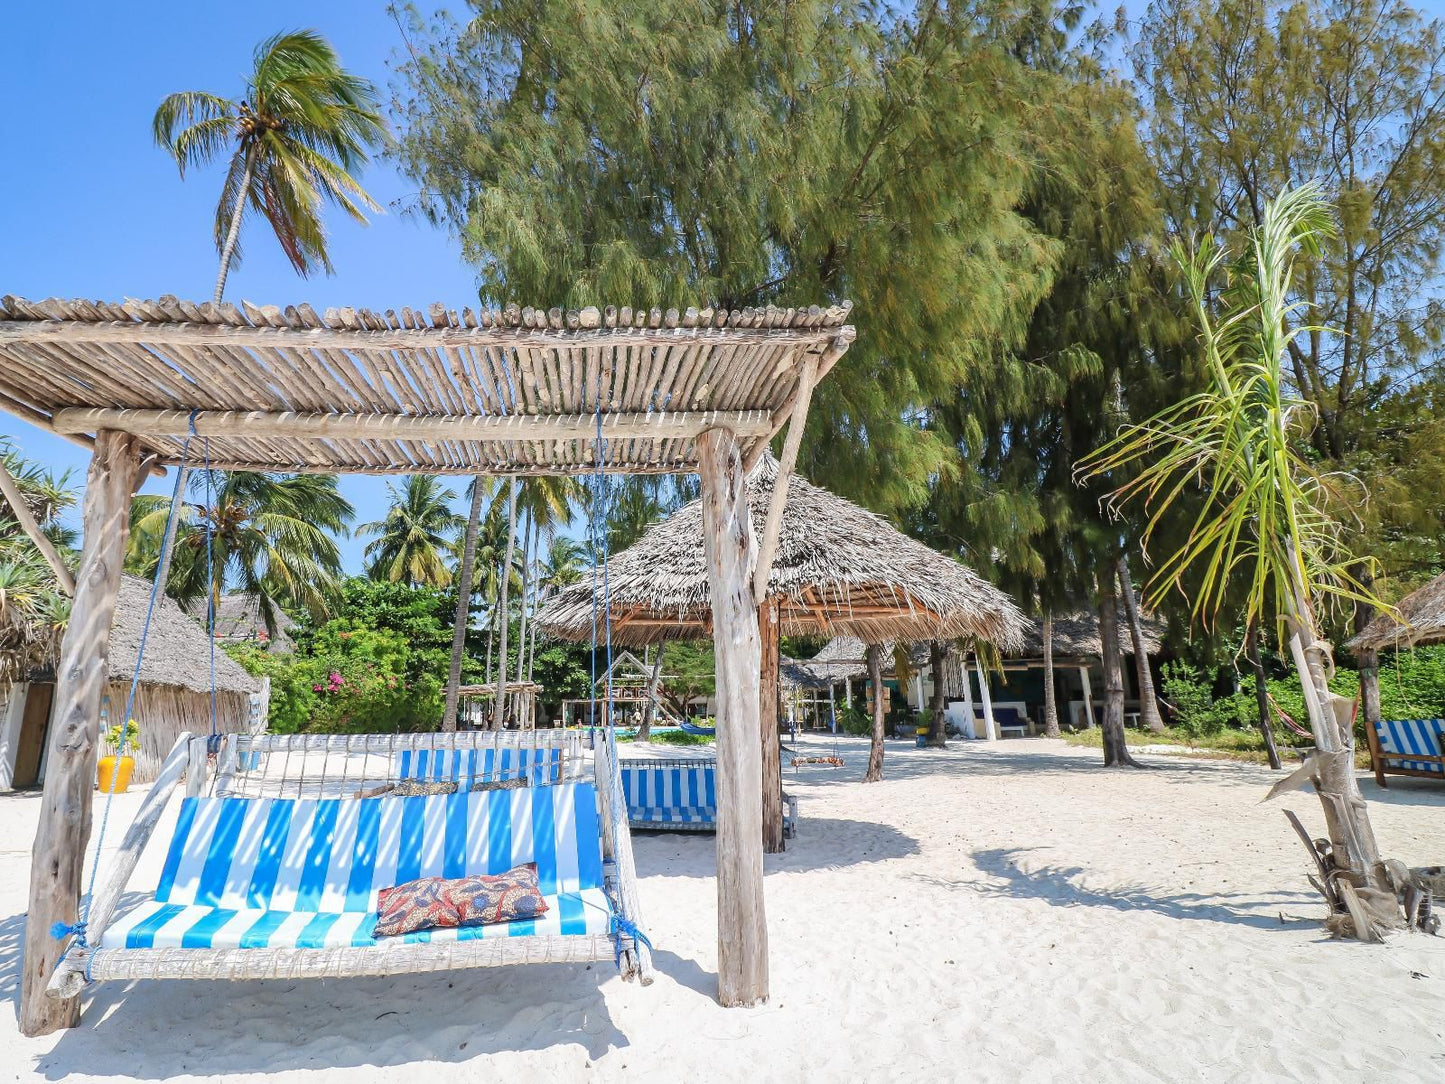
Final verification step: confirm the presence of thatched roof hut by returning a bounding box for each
[1348,572,1445,651]
[111,576,259,695]
[1014,610,1165,660]
[186,593,297,653]
[538,457,1026,649]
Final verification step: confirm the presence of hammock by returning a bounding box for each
[679,721,716,737]
[49,729,651,995]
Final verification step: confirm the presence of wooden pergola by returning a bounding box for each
[0,293,854,1035]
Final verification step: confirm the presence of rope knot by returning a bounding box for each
[51,920,87,948]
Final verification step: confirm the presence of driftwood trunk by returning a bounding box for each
[1042,614,1060,738]
[759,602,784,853]
[1117,555,1164,733]
[22,430,142,1036]
[442,475,486,732]
[927,641,947,747]
[696,427,768,1006]
[1244,620,1282,770]
[1098,575,1142,768]
[864,644,885,782]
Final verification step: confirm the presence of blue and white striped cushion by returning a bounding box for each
[395,746,564,786]
[620,763,716,826]
[1376,719,1445,773]
[101,783,611,950]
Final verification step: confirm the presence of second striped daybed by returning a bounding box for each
[619,758,797,837]
[1365,717,1445,786]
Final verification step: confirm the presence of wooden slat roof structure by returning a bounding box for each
[0,295,854,476]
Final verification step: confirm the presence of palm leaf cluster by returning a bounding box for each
[0,440,77,683]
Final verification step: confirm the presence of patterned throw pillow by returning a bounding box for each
[389,780,459,797]
[471,777,529,792]
[374,863,550,937]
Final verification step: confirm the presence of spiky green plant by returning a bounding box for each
[1079,183,1388,891]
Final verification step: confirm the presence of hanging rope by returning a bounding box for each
[55,417,198,949]
[202,430,218,740]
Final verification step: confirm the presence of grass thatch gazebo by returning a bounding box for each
[538,456,1026,847]
[1349,572,1445,653]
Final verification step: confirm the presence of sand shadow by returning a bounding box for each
[1356,775,1445,808]
[628,815,919,880]
[935,847,1319,931]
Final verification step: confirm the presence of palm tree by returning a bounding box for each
[514,477,579,685]
[129,470,353,634]
[443,475,496,732]
[494,477,520,726]
[359,476,463,587]
[1080,184,1393,927]
[153,30,387,302]
[0,442,77,683]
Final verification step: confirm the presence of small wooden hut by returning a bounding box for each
[1,575,260,790]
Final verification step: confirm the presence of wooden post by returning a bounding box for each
[1079,666,1097,728]
[975,656,998,741]
[21,430,142,1036]
[864,644,886,781]
[759,601,784,853]
[696,427,768,1007]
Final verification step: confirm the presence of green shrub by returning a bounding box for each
[1160,660,1249,737]
[838,705,871,736]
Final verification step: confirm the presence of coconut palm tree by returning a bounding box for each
[514,477,579,684]
[442,475,496,732]
[359,475,463,587]
[129,470,352,634]
[153,30,387,302]
[1080,184,1393,926]
[0,441,77,683]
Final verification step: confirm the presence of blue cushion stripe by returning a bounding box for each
[444,790,468,879]
[345,798,381,911]
[195,799,247,907]
[180,906,237,949]
[395,798,425,885]
[294,800,339,912]
[531,782,558,895]
[487,788,512,875]
[239,909,290,948]
[296,912,340,949]
[155,798,199,903]
[246,800,293,909]
[125,903,187,948]
[573,784,603,891]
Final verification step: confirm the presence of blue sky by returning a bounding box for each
[5,1,1445,572]
[0,2,474,571]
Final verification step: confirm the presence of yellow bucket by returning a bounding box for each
[97,755,135,794]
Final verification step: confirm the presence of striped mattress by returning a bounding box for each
[1375,718,1445,774]
[102,782,615,951]
[620,761,717,830]
[394,745,565,786]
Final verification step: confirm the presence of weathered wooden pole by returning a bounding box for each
[975,655,998,741]
[21,430,142,1036]
[759,600,784,853]
[864,644,885,781]
[696,426,768,1006]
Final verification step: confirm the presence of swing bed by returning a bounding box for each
[47,395,655,998]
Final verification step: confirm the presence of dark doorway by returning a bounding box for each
[13,681,53,788]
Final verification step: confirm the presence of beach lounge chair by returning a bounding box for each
[394,744,565,787]
[1364,717,1445,786]
[620,757,798,837]
[993,707,1028,738]
[48,730,651,997]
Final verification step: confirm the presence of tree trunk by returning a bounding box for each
[22,431,142,1036]
[1357,646,1382,779]
[759,602,784,852]
[213,147,257,304]
[864,643,885,782]
[1117,554,1164,733]
[442,476,486,732]
[153,466,189,597]
[927,641,947,747]
[515,513,535,686]
[638,643,666,742]
[494,476,518,728]
[696,427,768,1007]
[975,655,998,740]
[1042,614,1060,738]
[1098,574,1143,768]
[960,648,976,738]
[1244,619,1281,770]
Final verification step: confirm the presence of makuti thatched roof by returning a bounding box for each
[111,576,259,695]
[795,637,932,683]
[538,456,1026,648]
[1348,571,1445,651]
[186,593,297,653]
[1014,609,1166,660]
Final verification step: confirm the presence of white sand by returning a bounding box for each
[2,736,1443,1082]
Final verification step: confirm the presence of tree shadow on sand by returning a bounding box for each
[2,895,632,1080]
[921,847,1320,931]
[628,815,919,879]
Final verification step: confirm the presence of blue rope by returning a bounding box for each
[61,420,196,951]
[611,913,653,969]
[202,433,217,736]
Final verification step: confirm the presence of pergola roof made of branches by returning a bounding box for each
[0,295,854,476]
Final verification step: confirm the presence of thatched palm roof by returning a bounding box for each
[111,576,258,695]
[1348,572,1445,651]
[186,594,297,653]
[538,457,1026,648]
[1015,610,1165,659]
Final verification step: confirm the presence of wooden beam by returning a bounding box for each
[696,426,768,1007]
[21,429,142,1036]
[759,601,785,854]
[752,354,818,599]
[0,318,837,352]
[0,455,75,595]
[743,333,851,473]
[52,406,774,444]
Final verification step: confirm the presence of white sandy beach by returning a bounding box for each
[2,735,1442,1082]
